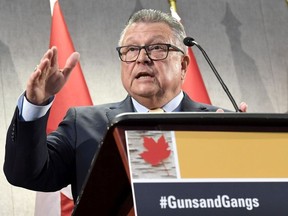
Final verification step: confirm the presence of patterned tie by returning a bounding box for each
[148,108,165,113]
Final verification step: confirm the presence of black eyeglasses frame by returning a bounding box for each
[116,43,185,63]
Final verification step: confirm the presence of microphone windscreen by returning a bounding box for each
[183,37,195,47]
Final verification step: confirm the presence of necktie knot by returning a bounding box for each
[148,108,165,113]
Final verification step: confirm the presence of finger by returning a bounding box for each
[64,52,80,69]
[216,109,224,113]
[35,48,53,73]
[62,52,80,78]
[239,102,248,112]
[37,47,58,79]
[30,68,42,83]
[36,59,50,81]
[33,58,48,74]
[39,49,51,62]
[41,59,51,79]
[50,46,59,69]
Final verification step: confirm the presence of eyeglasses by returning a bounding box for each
[116,43,184,63]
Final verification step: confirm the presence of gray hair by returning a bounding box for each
[118,9,187,53]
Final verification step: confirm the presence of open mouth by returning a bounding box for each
[135,72,154,79]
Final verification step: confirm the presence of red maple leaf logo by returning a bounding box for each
[139,135,171,166]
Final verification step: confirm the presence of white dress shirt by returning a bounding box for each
[18,91,184,121]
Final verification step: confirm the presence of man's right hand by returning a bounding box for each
[26,46,80,105]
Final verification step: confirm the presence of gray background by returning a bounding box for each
[1,0,287,215]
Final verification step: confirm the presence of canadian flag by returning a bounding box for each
[169,2,211,104]
[35,185,74,216]
[34,0,93,215]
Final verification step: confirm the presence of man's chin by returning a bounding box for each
[130,90,157,98]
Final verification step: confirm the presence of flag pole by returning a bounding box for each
[168,0,177,11]
[168,0,212,104]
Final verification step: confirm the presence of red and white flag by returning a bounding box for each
[169,2,211,104]
[184,47,211,104]
[47,0,93,133]
[35,0,93,215]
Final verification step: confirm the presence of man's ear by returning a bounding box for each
[181,55,190,80]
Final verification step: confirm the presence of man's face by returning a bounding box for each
[120,22,188,107]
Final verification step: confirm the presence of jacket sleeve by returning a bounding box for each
[3,107,75,192]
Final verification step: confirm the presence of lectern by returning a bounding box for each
[72,113,288,216]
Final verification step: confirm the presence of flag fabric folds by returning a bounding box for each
[35,185,73,216]
[183,47,212,104]
[35,0,93,215]
[47,0,93,133]
[169,1,211,104]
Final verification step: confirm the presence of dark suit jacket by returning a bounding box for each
[4,93,223,201]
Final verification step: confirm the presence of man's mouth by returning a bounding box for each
[135,72,154,79]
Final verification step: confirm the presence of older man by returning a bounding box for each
[4,9,246,202]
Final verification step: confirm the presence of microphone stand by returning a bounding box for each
[185,38,241,112]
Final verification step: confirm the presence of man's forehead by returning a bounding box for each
[123,22,172,42]
[127,22,171,31]
[124,34,168,42]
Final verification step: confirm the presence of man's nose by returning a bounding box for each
[136,48,151,63]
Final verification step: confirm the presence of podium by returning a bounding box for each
[72,113,288,215]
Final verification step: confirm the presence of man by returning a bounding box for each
[4,9,246,202]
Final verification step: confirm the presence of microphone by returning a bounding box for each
[183,37,241,112]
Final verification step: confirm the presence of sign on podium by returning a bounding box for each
[73,113,288,216]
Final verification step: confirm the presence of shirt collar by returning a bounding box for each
[131,91,184,113]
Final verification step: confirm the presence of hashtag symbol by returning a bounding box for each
[159,196,167,209]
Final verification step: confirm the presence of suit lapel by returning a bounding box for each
[180,92,211,112]
[105,95,135,123]
[105,92,215,125]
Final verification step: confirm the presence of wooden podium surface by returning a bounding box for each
[72,113,288,215]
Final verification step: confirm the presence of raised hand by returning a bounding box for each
[26,46,80,105]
